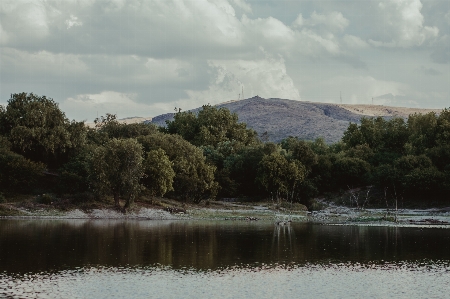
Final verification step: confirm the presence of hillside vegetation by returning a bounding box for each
[151,96,440,143]
[1,93,449,214]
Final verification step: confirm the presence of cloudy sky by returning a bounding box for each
[0,0,449,121]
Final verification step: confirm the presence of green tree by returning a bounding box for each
[165,105,258,147]
[90,138,144,208]
[93,113,157,140]
[280,137,318,171]
[333,157,371,188]
[138,133,218,202]
[0,93,86,167]
[0,137,45,192]
[142,149,175,197]
[256,151,306,203]
[407,112,438,154]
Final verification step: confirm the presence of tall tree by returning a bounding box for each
[257,151,306,203]
[90,138,144,208]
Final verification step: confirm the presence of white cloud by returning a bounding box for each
[242,15,294,43]
[292,14,304,28]
[61,91,158,121]
[343,34,369,49]
[369,0,439,47]
[65,15,83,29]
[292,11,349,33]
[181,56,300,109]
[0,48,88,76]
[0,1,53,42]
[307,11,349,32]
[321,76,409,105]
[231,0,252,13]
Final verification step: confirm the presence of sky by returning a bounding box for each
[0,0,449,121]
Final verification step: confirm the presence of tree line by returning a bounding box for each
[1,92,449,209]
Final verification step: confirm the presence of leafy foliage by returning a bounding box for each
[0,143,45,192]
[142,149,175,197]
[138,132,218,202]
[165,105,258,147]
[90,138,144,208]
[0,93,86,167]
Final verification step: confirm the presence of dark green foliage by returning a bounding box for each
[0,146,45,192]
[343,117,408,154]
[58,147,93,194]
[333,157,371,187]
[1,92,449,207]
[402,167,445,199]
[0,93,87,168]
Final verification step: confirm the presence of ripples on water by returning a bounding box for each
[2,261,450,299]
[1,220,450,298]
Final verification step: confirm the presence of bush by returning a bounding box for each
[308,199,327,211]
[36,193,57,205]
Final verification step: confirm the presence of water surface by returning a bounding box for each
[1,220,449,298]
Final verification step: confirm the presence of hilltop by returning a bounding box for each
[150,97,441,143]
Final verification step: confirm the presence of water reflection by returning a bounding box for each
[0,220,449,274]
[272,223,296,260]
[1,220,450,298]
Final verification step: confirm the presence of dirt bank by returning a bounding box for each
[1,199,450,227]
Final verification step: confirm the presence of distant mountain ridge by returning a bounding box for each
[149,97,442,143]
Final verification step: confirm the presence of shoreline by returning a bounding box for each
[1,202,450,227]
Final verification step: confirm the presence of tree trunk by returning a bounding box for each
[125,195,134,209]
[114,192,120,208]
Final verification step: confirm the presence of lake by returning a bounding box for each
[1,219,449,298]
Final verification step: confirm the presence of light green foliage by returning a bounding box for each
[281,137,318,171]
[343,117,408,154]
[308,138,330,155]
[92,113,157,141]
[394,155,433,174]
[138,133,218,202]
[90,138,144,208]
[165,105,258,147]
[436,109,450,146]
[257,151,306,202]
[345,144,374,162]
[407,112,438,153]
[143,149,175,197]
[0,93,86,167]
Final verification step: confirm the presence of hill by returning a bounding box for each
[150,97,441,143]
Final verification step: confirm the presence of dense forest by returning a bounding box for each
[1,93,449,209]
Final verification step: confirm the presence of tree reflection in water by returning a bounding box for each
[272,223,296,260]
